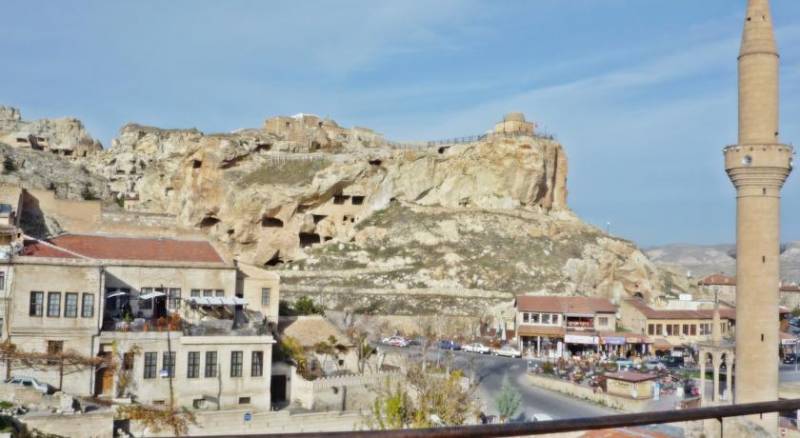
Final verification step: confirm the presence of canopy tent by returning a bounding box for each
[185,296,247,306]
[106,291,129,299]
[138,291,166,300]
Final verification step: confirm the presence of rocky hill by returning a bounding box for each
[1,106,679,318]
[646,242,800,283]
[0,106,103,156]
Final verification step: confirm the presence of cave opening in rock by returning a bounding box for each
[261,217,284,228]
[265,252,283,267]
[311,141,321,151]
[199,216,220,228]
[255,143,272,152]
[368,159,382,166]
[333,194,348,205]
[192,159,202,169]
[438,146,449,154]
[299,232,321,248]
[312,214,326,224]
[351,196,365,205]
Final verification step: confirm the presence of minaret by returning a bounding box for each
[725,0,794,432]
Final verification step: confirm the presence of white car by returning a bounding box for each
[381,336,410,348]
[463,343,492,354]
[493,345,522,358]
[6,376,50,394]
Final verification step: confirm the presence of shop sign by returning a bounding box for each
[565,334,597,345]
[782,338,798,345]
[602,336,626,345]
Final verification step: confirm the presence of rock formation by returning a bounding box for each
[0,106,103,157]
[1,106,672,318]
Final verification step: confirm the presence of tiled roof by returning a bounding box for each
[19,239,79,259]
[624,299,736,321]
[782,283,800,293]
[515,295,617,314]
[21,234,225,264]
[698,274,736,286]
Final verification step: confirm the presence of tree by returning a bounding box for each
[365,363,479,429]
[293,296,325,316]
[313,335,348,373]
[495,375,522,423]
[0,341,109,391]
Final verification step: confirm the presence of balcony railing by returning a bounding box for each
[188,399,800,438]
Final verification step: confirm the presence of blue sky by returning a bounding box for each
[1,0,798,247]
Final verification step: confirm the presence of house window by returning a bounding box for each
[522,313,529,323]
[251,351,263,377]
[162,352,176,378]
[47,292,61,317]
[531,313,540,324]
[168,288,181,310]
[690,324,697,336]
[46,341,63,365]
[552,315,560,325]
[261,288,271,307]
[0,272,4,290]
[238,396,251,405]
[187,352,200,379]
[144,352,157,379]
[598,317,609,326]
[656,324,663,336]
[231,351,243,377]
[682,324,689,336]
[29,291,44,316]
[81,293,94,318]
[205,351,218,378]
[215,289,224,298]
[203,289,213,297]
[542,314,551,324]
[648,324,655,335]
[64,293,78,318]
[191,289,201,298]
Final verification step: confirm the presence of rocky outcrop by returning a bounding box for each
[0,142,110,201]
[84,116,569,269]
[0,106,103,157]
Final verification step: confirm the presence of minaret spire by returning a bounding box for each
[738,0,780,145]
[726,0,794,433]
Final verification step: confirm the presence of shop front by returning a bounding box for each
[564,333,599,356]
[517,326,565,358]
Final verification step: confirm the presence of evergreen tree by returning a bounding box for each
[495,375,522,423]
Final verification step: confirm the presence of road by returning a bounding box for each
[379,345,614,421]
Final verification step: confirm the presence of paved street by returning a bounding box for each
[379,345,615,421]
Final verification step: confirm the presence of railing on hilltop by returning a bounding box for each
[386,131,557,151]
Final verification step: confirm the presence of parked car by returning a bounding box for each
[644,359,665,371]
[659,356,685,369]
[381,336,411,347]
[438,340,461,351]
[493,344,522,358]
[6,376,50,394]
[783,353,797,365]
[463,343,491,354]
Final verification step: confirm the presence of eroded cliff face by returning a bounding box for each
[1,106,669,317]
[0,106,103,156]
[85,116,569,269]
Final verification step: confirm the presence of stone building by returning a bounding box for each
[1,224,281,412]
[514,295,618,357]
[493,112,535,137]
[619,298,734,350]
[697,274,737,304]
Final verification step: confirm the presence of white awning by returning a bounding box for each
[138,291,166,300]
[106,292,128,299]
[186,296,247,306]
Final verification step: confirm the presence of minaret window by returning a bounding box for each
[742,155,753,166]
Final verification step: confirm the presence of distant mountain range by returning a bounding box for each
[646,241,800,284]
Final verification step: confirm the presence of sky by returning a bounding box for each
[1,0,799,247]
